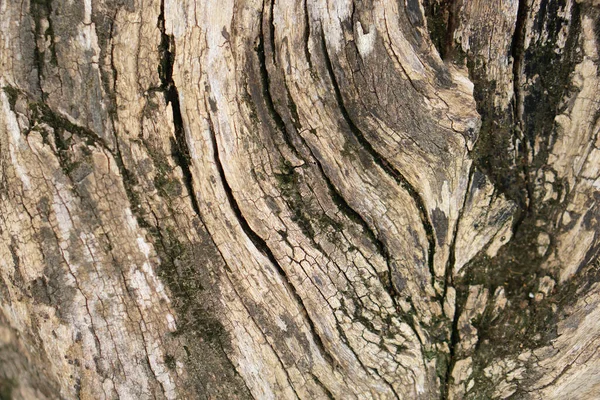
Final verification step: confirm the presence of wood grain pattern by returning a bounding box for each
[0,0,599,398]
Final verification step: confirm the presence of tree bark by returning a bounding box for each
[1,0,599,398]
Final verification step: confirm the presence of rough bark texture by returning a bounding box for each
[1,0,599,398]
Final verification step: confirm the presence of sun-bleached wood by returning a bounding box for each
[1,0,599,399]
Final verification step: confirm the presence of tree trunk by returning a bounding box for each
[1,0,599,398]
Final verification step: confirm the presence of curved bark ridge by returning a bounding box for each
[0,0,598,399]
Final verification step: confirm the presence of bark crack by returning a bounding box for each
[303,0,313,69]
[510,0,532,218]
[441,164,474,400]
[30,0,57,101]
[157,0,201,218]
[256,4,299,158]
[444,164,474,296]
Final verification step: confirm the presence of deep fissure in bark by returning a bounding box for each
[30,0,58,101]
[151,6,255,397]
[303,0,313,68]
[441,164,474,400]
[422,0,460,60]
[157,2,200,216]
[510,0,532,220]
[257,3,339,259]
[256,5,300,157]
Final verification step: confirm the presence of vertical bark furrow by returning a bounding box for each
[157,1,201,217]
[440,164,474,398]
[256,4,301,158]
[510,0,531,214]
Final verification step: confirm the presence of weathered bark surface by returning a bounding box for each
[1,0,599,398]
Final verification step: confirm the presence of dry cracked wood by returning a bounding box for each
[0,0,599,399]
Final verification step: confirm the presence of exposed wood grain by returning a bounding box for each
[1,0,599,399]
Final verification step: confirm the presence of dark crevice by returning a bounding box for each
[318,28,438,291]
[30,0,57,101]
[443,0,461,60]
[440,164,473,399]
[441,288,461,400]
[33,39,46,101]
[444,164,474,297]
[108,12,119,108]
[303,0,313,69]
[256,9,299,157]
[510,0,532,225]
[188,165,300,400]
[510,0,528,119]
[268,0,278,67]
[248,9,373,376]
[257,5,330,257]
[206,112,278,275]
[157,0,201,217]
[404,297,424,346]
[311,373,335,399]
[422,0,460,60]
